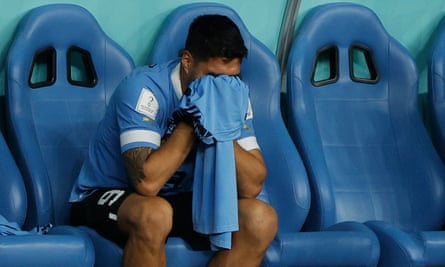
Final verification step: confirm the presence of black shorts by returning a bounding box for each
[70,189,210,250]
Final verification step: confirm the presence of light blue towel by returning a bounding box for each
[178,74,249,250]
[0,215,29,236]
[182,75,248,143]
[0,215,52,236]
[193,142,238,250]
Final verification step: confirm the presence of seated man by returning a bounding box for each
[69,14,277,267]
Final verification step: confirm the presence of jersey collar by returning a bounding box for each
[170,63,183,100]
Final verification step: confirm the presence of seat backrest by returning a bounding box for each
[0,131,27,227]
[149,2,310,234]
[287,3,445,232]
[429,17,445,163]
[6,4,135,228]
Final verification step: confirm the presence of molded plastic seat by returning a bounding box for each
[146,3,379,266]
[0,130,94,267]
[429,17,445,164]
[287,3,445,266]
[5,3,134,265]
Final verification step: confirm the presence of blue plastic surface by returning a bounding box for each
[287,3,445,266]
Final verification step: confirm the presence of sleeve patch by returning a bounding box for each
[136,88,159,120]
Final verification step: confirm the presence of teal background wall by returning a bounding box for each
[1,0,445,124]
[0,0,287,96]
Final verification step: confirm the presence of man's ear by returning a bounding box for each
[181,50,193,75]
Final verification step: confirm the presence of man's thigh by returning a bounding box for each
[71,188,132,247]
[71,189,209,250]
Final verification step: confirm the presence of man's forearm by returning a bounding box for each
[129,122,196,196]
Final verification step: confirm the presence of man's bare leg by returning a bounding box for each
[208,199,278,267]
[118,194,173,267]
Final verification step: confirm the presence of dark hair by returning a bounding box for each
[185,15,248,61]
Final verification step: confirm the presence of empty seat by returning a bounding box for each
[287,3,445,266]
[429,17,445,163]
[5,3,134,265]
[0,130,94,267]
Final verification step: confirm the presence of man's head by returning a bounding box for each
[180,15,248,91]
[185,14,247,61]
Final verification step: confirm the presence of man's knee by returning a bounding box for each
[119,195,173,240]
[239,199,278,243]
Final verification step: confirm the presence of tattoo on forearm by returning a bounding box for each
[123,147,152,188]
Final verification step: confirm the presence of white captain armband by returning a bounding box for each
[237,136,260,151]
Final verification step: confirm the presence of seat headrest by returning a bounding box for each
[299,3,389,49]
[289,3,417,103]
[8,3,134,97]
[14,4,104,49]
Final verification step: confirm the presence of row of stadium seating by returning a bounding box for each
[2,2,445,266]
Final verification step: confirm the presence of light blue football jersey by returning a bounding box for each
[69,59,259,202]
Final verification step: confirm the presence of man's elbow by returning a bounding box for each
[135,180,161,197]
[239,183,263,199]
[240,165,267,199]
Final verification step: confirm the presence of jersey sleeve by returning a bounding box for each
[115,74,166,153]
[237,97,260,151]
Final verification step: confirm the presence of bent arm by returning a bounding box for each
[123,122,196,196]
[234,141,267,199]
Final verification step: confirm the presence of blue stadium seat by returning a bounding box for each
[148,3,379,266]
[0,130,94,267]
[287,3,445,266]
[429,17,445,163]
[5,3,134,266]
